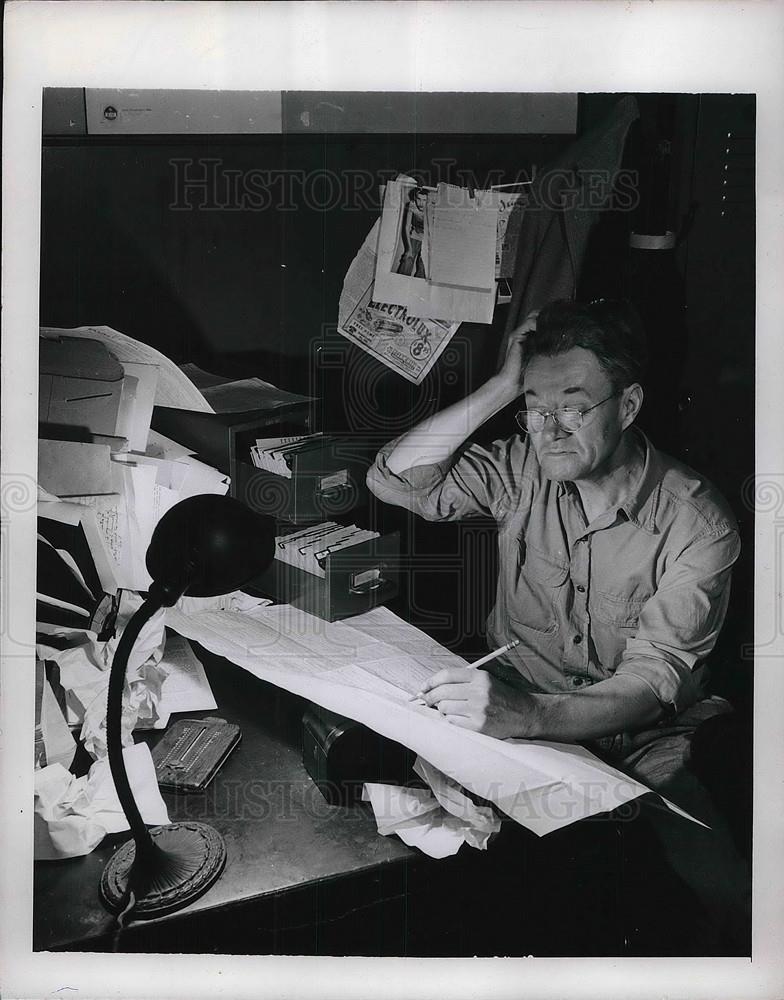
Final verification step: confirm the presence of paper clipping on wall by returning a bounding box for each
[372,179,500,325]
[338,219,460,385]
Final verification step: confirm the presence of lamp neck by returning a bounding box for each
[147,559,197,608]
[106,595,164,878]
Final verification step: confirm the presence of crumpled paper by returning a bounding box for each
[362,756,502,859]
[37,590,169,758]
[34,742,170,860]
[36,589,269,759]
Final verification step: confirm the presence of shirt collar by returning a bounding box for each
[616,427,661,533]
[555,427,662,533]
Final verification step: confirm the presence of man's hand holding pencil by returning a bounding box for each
[412,639,541,739]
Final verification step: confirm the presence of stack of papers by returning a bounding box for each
[251,433,325,478]
[275,521,380,578]
[36,329,233,598]
[41,325,214,414]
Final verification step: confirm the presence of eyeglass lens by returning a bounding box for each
[519,409,582,433]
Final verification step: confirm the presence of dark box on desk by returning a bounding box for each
[252,531,400,621]
[302,703,415,806]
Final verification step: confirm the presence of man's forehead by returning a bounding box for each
[522,348,609,397]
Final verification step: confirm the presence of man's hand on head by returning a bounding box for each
[497,308,539,395]
[416,666,538,739]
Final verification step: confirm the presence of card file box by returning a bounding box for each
[251,531,400,622]
[233,440,373,523]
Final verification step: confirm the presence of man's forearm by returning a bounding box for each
[524,675,664,742]
[385,374,519,474]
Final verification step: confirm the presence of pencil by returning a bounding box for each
[410,639,520,703]
[467,639,520,669]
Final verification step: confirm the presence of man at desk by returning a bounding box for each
[367,299,749,951]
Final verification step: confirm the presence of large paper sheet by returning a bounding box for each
[338,220,460,385]
[165,604,703,836]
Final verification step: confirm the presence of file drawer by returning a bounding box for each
[251,531,400,621]
[233,440,373,523]
[152,403,312,475]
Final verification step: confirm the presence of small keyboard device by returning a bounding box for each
[151,716,241,793]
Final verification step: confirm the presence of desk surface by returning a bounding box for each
[35,644,636,957]
[34,647,415,952]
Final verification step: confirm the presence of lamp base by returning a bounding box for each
[100,822,227,919]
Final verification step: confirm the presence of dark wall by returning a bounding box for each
[40,132,565,365]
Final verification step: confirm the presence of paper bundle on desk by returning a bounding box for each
[251,433,325,478]
[275,521,380,578]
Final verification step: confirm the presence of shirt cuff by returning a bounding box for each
[614,644,702,716]
[368,439,451,495]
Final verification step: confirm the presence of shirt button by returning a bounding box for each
[572,634,582,645]
[576,585,586,593]
[571,676,584,686]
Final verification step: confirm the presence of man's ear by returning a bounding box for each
[621,383,644,429]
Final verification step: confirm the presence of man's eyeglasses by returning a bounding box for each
[515,391,621,434]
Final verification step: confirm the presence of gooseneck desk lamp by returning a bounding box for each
[99,494,275,918]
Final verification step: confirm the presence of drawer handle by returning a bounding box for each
[349,567,384,594]
[317,485,348,501]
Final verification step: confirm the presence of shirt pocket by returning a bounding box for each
[590,590,649,634]
[509,542,569,636]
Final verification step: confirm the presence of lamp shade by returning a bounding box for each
[145,494,275,606]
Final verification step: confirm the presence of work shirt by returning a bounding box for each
[367,428,740,717]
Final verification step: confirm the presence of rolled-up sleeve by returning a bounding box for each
[366,435,528,522]
[613,526,741,715]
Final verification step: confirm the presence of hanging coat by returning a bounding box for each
[502,95,640,346]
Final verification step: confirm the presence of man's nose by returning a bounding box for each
[540,414,568,441]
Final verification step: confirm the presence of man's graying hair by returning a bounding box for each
[522,299,648,391]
